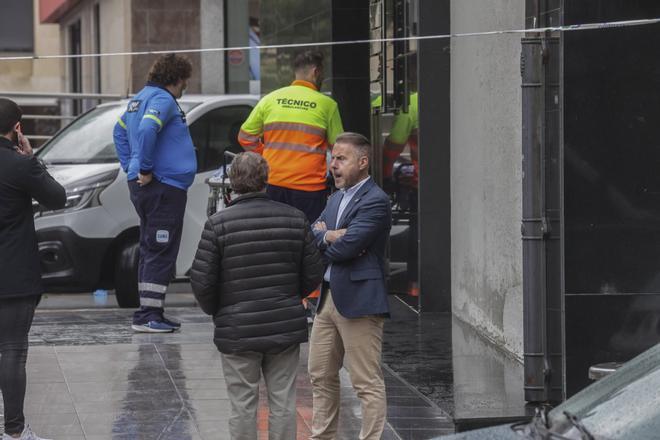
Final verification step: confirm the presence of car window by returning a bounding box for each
[38,101,200,164]
[38,105,124,164]
[189,105,253,173]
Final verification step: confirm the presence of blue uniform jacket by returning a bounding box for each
[113,83,197,190]
[313,178,392,318]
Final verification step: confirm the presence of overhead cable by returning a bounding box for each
[1,17,659,62]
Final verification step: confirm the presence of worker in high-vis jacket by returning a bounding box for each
[382,91,420,298]
[238,50,344,223]
[383,92,419,186]
[113,54,195,333]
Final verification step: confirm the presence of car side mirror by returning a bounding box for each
[588,362,623,381]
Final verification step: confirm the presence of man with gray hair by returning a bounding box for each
[309,132,392,440]
[191,152,323,440]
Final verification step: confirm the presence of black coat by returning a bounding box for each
[190,192,323,354]
[0,137,66,299]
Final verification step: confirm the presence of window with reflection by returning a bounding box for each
[370,0,420,309]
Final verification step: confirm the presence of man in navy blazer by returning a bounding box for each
[308,132,392,440]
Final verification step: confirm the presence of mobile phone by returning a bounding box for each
[15,122,23,143]
[14,122,31,154]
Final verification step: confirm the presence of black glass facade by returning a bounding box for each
[259,1,333,95]
[370,0,422,309]
[258,0,425,305]
[564,1,660,395]
[240,0,660,403]
[254,0,450,313]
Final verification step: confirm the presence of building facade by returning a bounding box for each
[1,0,62,93]
[39,0,238,99]
[1,0,64,145]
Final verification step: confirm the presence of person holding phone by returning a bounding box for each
[0,98,66,440]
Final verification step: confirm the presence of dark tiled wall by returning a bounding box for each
[330,1,370,136]
[131,0,202,93]
[418,0,451,313]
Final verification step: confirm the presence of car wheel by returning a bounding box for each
[115,241,140,308]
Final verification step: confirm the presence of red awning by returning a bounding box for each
[40,0,82,24]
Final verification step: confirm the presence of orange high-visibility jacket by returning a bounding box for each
[238,80,344,192]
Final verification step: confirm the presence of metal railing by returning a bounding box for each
[0,91,128,100]
[0,91,129,144]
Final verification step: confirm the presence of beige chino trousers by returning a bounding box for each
[308,291,386,440]
[221,344,300,440]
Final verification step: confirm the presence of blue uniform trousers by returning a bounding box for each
[128,180,187,324]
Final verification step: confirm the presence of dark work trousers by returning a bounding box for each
[0,295,38,435]
[129,180,187,324]
[266,184,328,224]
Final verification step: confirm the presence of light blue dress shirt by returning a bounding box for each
[323,176,371,282]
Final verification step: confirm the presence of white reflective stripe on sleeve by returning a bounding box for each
[138,282,168,293]
[140,297,164,308]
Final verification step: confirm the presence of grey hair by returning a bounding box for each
[334,132,371,159]
[229,152,269,194]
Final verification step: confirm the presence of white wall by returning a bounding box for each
[100,0,132,95]
[0,0,62,93]
[201,0,225,94]
[450,0,525,359]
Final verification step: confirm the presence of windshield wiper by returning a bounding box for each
[42,160,81,165]
[562,411,595,440]
[512,408,596,440]
[43,159,118,165]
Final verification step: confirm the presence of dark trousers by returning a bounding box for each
[129,180,187,324]
[0,295,38,435]
[267,184,328,224]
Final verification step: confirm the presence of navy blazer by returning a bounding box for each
[313,177,392,318]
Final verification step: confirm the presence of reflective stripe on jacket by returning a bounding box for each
[113,83,197,191]
[238,80,344,191]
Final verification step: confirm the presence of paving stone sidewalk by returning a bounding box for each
[0,305,453,439]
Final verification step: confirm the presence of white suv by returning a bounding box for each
[34,95,258,307]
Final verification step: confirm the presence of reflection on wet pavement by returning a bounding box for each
[0,300,454,439]
[383,298,531,433]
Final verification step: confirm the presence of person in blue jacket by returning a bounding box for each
[113,54,195,333]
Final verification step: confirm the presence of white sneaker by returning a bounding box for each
[2,425,52,440]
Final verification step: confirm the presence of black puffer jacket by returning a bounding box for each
[191,192,323,354]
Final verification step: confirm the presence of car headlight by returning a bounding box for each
[35,168,119,217]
